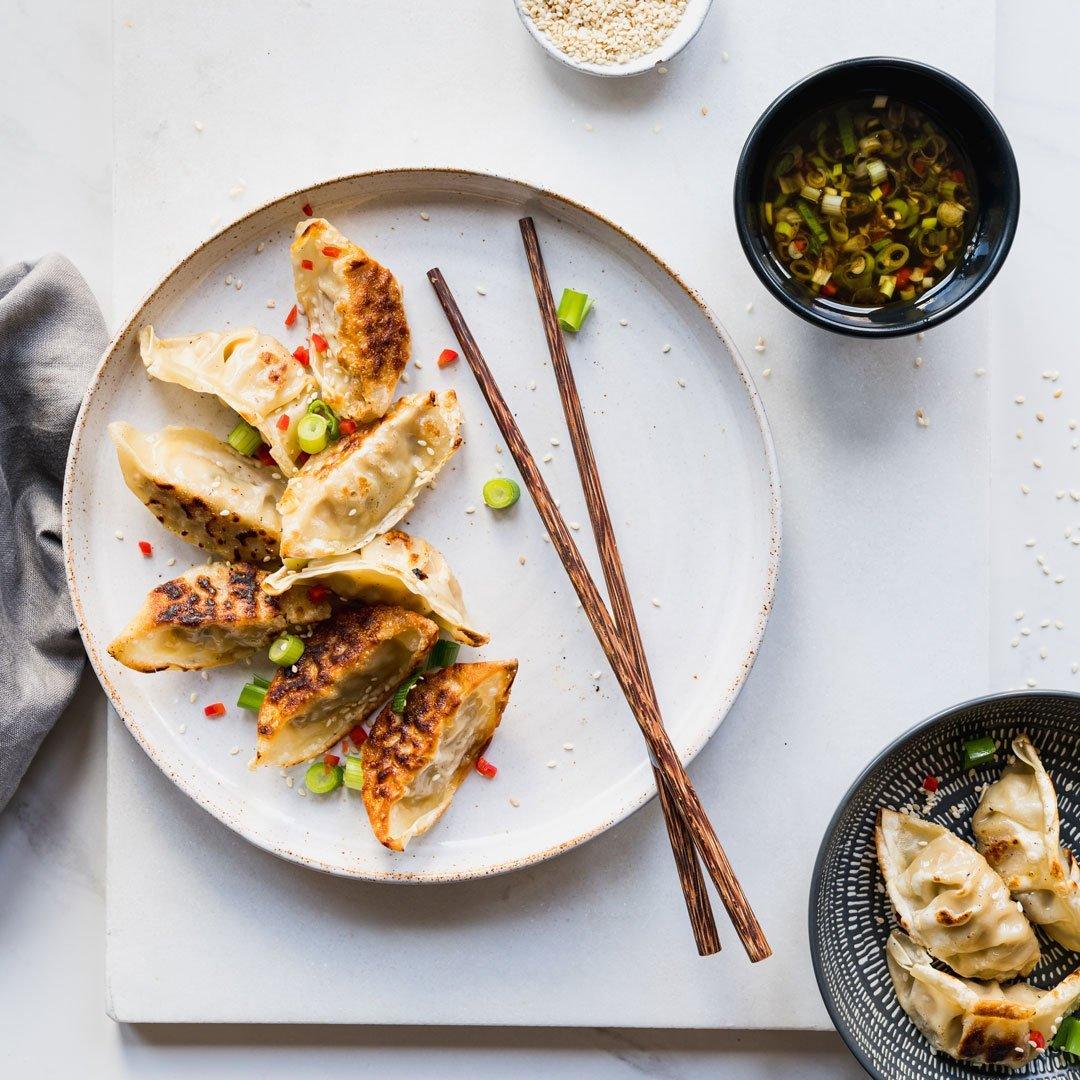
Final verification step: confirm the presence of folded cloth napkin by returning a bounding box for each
[0,255,105,811]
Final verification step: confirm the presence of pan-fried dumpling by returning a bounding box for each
[262,530,487,646]
[362,661,517,851]
[974,735,1080,951]
[277,390,462,559]
[108,562,330,673]
[886,931,1080,1068]
[255,604,438,768]
[139,325,317,475]
[291,217,409,422]
[109,421,283,565]
[876,809,1040,980]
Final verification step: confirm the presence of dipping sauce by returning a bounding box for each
[760,96,976,307]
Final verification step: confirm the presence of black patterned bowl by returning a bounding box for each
[810,690,1080,1078]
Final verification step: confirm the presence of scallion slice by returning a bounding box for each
[962,737,998,770]
[251,674,271,689]
[307,399,340,441]
[297,413,329,455]
[836,108,856,156]
[483,477,520,510]
[342,754,364,791]
[227,419,262,457]
[1054,1015,1080,1054]
[427,639,461,670]
[304,761,343,795]
[269,633,304,667]
[392,672,424,714]
[236,681,268,711]
[557,288,593,333]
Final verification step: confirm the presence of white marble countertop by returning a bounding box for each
[2,0,1077,1075]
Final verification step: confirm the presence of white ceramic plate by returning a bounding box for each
[63,169,780,882]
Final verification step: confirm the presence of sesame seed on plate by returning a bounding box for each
[662,344,671,354]
[1020,484,1030,494]
[651,597,661,607]
[1033,458,1043,468]
[1011,638,1020,648]
[419,211,429,221]
[550,437,560,446]
[528,380,537,390]
[115,530,124,540]
[465,505,476,514]
[265,299,276,308]
[675,377,686,388]
[975,368,986,376]
[228,182,245,198]
[1056,620,1065,630]
[476,285,487,296]
[543,453,553,463]
[746,302,754,313]
[1015,395,1025,404]
[1015,610,1025,620]
[286,775,294,788]
[297,786,307,796]
[914,356,923,368]
[509,797,520,807]
[400,371,410,383]
[193,120,204,132]
[1036,411,1046,422]
[257,242,266,253]
[916,331,925,341]
[179,724,187,734]
[1040,647,1049,659]
[563,743,574,751]
[546,760,557,769]
[915,408,929,428]
[229,746,241,755]
[590,670,602,679]
[619,318,628,327]
[1041,618,1051,627]
[1022,628,1032,636]
[1027,678,1038,687]
[1025,539,1036,547]
[722,50,730,61]
[754,337,766,352]
[569,521,581,531]
[518,555,526,565]
[1055,388,1065,399]
[762,368,772,378]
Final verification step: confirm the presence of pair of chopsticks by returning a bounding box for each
[427,221,770,963]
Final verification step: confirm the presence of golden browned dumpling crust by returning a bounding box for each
[362,661,518,851]
[291,218,410,421]
[255,604,438,768]
[107,562,330,673]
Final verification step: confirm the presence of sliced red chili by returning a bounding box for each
[912,160,926,176]
[895,267,913,288]
[307,584,330,604]
[1030,1030,1046,1049]
[204,702,226,717]
[476,756,497,778]
[879,180,892,197]
[922,775,939,793]
[437,348,458,368]
[301,202,313,217]
[138,540,153,557]
[276,414,290,430]
[949,169,966,184]
[324,753,340,767]
[296,451,310,467]
[284,304,298,328]
[292,345,310,366]
[349,724,368,746]
[338,419,357,436]
[311,333,328,353]
[301,259,314,271]
[256,447,276,467]
[321,245,342,258]
[820,281,838,298]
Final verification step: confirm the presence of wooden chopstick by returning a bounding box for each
[518,217,721,957]
[427,267,772,964]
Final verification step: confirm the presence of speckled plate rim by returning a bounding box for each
[62,165,782,883]
[808,689,1080,1078]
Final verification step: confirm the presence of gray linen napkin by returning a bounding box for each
[0,255,105,810]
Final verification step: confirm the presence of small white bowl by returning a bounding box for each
[514,0,715,78]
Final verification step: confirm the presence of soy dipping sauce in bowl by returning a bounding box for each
[734,58,1019,338]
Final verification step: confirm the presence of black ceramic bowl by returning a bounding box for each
[734,57,1019,338]
[810,691,1080,1078]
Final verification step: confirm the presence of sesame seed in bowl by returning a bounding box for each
[515,0,715,77]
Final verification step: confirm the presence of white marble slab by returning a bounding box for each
[103,0,994,1029]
